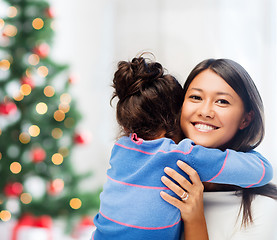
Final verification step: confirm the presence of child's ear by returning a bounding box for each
[239,110,254,130]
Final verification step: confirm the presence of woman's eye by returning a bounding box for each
[189,95,201,100]
[217,99,230,104]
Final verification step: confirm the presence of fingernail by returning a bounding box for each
[164,167,170,172]
[177,160,183,165]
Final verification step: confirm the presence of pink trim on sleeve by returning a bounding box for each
[206,150,229,182]
[245,158,265,188]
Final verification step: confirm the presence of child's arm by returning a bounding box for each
[177,140,273,188]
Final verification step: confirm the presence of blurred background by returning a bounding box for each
[0,0,276,239]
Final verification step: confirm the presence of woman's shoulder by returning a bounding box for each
[203,191,277,240]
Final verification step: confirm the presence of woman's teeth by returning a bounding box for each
[194,123,216,132]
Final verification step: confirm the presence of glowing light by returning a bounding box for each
[26,68,32,77]
[29,125,40,137]
[0,210,11,222]
[28,54,40,66]
[3,25,17,37]
[0,152,2,160]
[52,179,64,192]
[69,198,82,210]
[44,86,55,97]
[13,92,24,101]
[0,19,4,29]
[20,193,32,204]
[52,153,63,165]
[59,147,69,157]
[59,103,70,113]
[37,66,49,77]
[60,93,71,104]
[19,132,31,144]
[52,128,63,139]
[32,18,44,30]
[10,162,22,174]
[0,59,10,71]
[64,117,75,128]
[8,6,18,18]
[20,84,32,96]
[36,102,48,114]
[54,110,65,122]
[0,129,2,136]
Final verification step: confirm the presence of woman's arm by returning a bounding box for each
[160,160,209,240]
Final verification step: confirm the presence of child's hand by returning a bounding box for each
[160,160,205,223]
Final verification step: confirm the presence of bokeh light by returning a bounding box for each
[0,210,11,222]
[10,162,22,174]
[54,110,65,122]
[32,18,44,30]
[60,93,71,104]
[37,66,49,77]
[69,198,82,210]
[20,84,32,96]
[0,59,10,71]
[29,125,40,137]
[44,86,55,97]
[64,117,75,128]
[20,193,32,204]
[51,153,63,165]
[52,128,63,139]
[58,147,69,157]
[3,25,17,37]
[13,92,24,101]
[28,54,40,66]
[19,132,31,144]
[0,19,4,29]
[36,102,48,114]
[7,6,18,18]
[59,103,70,113]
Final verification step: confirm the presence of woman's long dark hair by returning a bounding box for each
[185,58,277,226]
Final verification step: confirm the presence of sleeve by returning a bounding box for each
[177,142,273,188]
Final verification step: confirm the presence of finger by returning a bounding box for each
[161,176,187,198]
[177,160,202,185]
[164,167,192,191]
[160,191,184,209]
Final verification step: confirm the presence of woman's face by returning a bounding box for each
[180,69,248,149]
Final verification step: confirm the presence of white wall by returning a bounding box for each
[51,0,277,187]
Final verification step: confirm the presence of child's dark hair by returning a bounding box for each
[111,54,184,141]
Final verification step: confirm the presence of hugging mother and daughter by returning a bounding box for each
[92,53,277,240]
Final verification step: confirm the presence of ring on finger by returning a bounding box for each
[181,191,189,201]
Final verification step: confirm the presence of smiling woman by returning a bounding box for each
[181,69,252,149]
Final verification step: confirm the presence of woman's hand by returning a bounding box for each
[160,160,209,240]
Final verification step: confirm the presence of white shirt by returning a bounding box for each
[203,191,277,240]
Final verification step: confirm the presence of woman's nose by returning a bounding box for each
[198,102,215,118]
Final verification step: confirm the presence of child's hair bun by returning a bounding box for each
[112,55,164,101]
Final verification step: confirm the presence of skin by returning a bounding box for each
[160,69,252,240]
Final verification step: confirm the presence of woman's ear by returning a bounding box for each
[239,110,254,130]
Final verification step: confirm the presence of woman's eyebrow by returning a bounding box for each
[188,88,234,99]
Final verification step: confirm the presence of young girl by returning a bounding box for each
[92,55,273,240]
[161,58,277,240]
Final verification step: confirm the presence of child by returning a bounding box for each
[92,54,272,240]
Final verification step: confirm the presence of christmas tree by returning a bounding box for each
[0,0,100,234]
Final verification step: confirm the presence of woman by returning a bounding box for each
[161,58,277,239]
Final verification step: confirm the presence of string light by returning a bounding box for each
[51,153,63,165]
[0,210,11,222]
[37,66,49,77]
[13,92,24,101]
[28,54,40,66]
[10,162,22,174]
[36,102,48,114]
[44,86,55,97]
[32,18,44,30]
[20,84,32,96]
[52,128,63,139]
[60,93,71,104]
[69,198,82,210]
[0,59,10,71]
[19,132,31,144]
[29,125,40,137]
[0,19,4,29]
[3,25,17,37]
[7,6,18,18]
[20,193,32,204]
[54,110,65,122]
